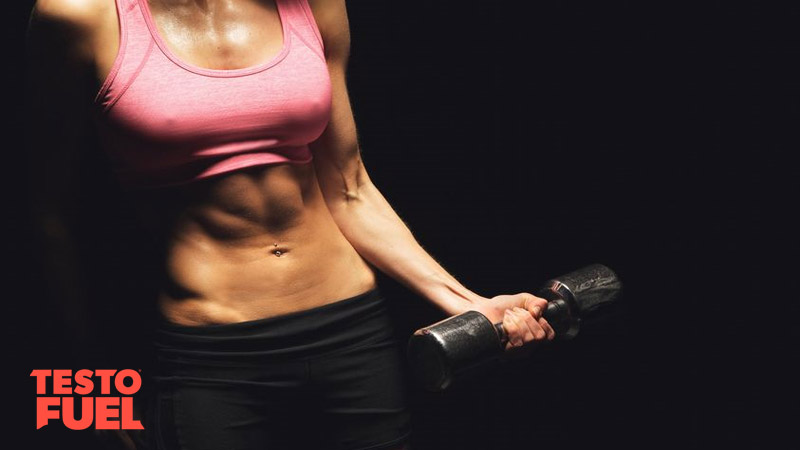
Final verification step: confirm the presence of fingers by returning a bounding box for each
[503,309,530,348]
[502,307,550,351]
[519,293,555,341]
[490,292,556,351]
[539,317,556,341]
[487,293,546,318]
[514,307,547,341]
[519,293,548,319]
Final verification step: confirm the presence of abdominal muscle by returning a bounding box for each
[129,162,378,326]
[87,1,375,326]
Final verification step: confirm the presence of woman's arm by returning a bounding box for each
[307,0,554,350]
[28,5,141,448]
[306,0,483,316]
[25,0,100,355]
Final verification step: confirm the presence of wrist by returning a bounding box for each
[421,273,487,316]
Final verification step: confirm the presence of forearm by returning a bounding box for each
[308,17,484,315]
[323,172,484,316]
[302,2,548,350]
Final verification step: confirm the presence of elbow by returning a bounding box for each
[317,159,374,211]
[324,181,370,219]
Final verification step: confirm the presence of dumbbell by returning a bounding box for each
[407,264,622,392]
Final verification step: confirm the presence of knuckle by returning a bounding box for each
[524,295,547,310]
[504,318,517,332]
[516,307,533,320]
[508,326,527,346]
[524,331,535,342]
[508,333,523,347]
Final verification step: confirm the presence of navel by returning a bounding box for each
[271,242,288,257]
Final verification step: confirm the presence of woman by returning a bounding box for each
[26,0,555,449]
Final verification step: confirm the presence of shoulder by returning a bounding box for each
[32,0,109,29]
[305,0,350,62]
[29,0,112,62]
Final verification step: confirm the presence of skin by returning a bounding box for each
[27,0,556,448]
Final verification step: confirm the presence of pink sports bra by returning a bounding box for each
[93,0,332,191]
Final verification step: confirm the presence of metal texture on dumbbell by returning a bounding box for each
[407,311,505,391]
[539,263,622,317]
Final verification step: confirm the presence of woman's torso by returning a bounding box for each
[86,0,376,325]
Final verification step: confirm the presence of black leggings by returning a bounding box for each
[143,288,413,450]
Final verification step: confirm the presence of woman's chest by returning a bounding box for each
[107,52,331,146]
[142,0,286,72]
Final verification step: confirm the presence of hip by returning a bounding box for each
[152,286,399,367]
[144,287,413,450]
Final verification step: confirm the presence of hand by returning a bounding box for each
[468,293,556,358]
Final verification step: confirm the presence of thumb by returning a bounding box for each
[522,294,545,319]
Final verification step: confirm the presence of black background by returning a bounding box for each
[6,1,793,449]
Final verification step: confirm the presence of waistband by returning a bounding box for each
[153,287,396,363]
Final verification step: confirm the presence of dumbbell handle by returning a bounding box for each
[493,299,571,347]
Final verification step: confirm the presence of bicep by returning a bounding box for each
[307,0,372,200]
[27,0,97,128]
[26,1,97,220]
